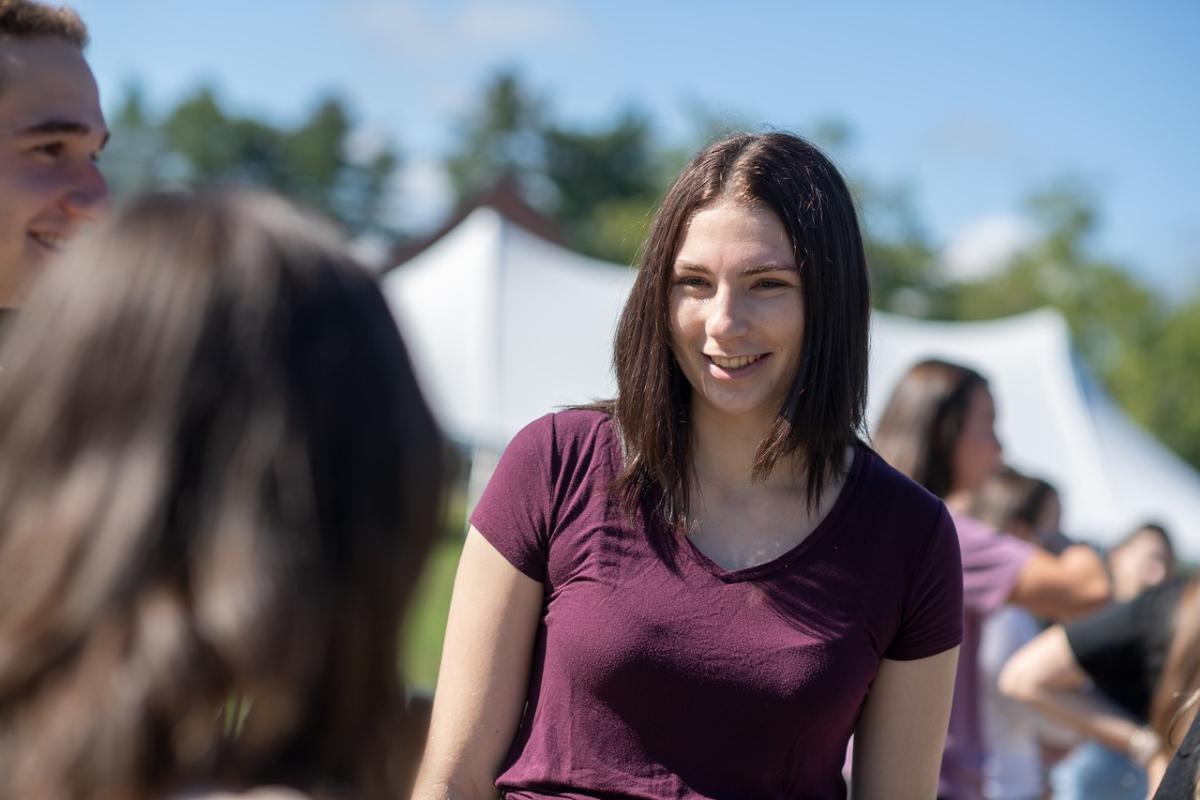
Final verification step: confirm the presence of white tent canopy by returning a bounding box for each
[383,208,1200,559]
[383,207,635,451]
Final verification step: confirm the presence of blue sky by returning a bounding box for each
[73,0,1199,294]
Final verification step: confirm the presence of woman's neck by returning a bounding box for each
[689,402,799,492]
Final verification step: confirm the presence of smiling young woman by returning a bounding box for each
[413,132,964,800]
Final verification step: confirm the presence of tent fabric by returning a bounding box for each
[383,207,633,451]
[382,208,1200,558]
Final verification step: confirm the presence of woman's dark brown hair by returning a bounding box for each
[873,358,989,499]
[968,466,1057,541]
[0,188,443,799]
[1150,576,1200,754]
[609,132,871,526]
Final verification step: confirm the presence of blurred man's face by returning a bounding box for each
[0,36,108,308]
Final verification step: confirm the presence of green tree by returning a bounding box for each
[444,69,547,206]
[445,70,662,264]
[542,109,661,263]
[102,85,401,238]
[950,182,1162,380]
[1109,297,1200,468]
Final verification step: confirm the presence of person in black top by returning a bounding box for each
[1001,575,1200,796]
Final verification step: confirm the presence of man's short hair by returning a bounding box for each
[0,0,88,47]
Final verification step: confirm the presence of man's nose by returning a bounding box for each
[62,162,110,221]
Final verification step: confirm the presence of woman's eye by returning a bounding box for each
[755,279,787,289]
[675,276,708,288]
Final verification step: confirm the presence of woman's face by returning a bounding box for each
[668,201,803,427]
[951,385,1002,494]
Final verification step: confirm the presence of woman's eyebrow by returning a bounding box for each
[742,263,799,275]
[673,261,798,275]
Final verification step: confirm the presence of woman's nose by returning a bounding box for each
[706,285,749,340]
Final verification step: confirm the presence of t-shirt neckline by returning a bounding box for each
[677,443,867,583]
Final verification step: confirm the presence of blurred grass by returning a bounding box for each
[402,482,468,691]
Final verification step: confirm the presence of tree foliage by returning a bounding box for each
[945,182,1200,467]
[444,70,661,264]
[101,84,400,238]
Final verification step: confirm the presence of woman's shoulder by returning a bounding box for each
[498,408,621,487]
[855,444,946,519]
[550,406,615,436]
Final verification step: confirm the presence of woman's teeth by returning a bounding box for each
[710,354,764,370]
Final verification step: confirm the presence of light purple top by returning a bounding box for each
[939,512,1036,800]
[472,410,964,799]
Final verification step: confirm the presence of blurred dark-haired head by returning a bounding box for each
[1108,521,1177,602]
[874,358,999,500]
[0,187,443,798]
[969,465,1060,543]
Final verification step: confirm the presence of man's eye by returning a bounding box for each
[33,142,66,159]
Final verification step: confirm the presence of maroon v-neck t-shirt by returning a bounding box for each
[472,410,964,799]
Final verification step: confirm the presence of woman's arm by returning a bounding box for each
[998,626,1161,766]
[1007,544,1110,621]
[851,647,959,800]
[410,527,544,800]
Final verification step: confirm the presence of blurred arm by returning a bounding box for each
[1007,544,1110,621]
[998,626,1159,764]
[411,527,544,800]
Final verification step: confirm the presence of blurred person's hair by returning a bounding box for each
[1111,521,1176,566]
[0,0,88,47]
[606,131,871,528]
[1150,576,1200,758]
[873,359,989,498]
[0,188,443,799]
[968,465,1057,542]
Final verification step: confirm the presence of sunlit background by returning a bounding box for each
[71,0,1200,686]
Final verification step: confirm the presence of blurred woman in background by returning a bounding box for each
[0,188,443,800]
[874,358,1110,800]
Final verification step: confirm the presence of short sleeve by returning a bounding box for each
[885,504,965,661]
[954,514,1037,616]
[469,414,557,582]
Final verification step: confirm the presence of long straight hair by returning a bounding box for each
[607,132,871,528]
[0,188,443,799]
[873,359,989,499]
[1151,576,1200,752]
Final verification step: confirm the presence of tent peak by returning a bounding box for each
[382,174,565,275]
